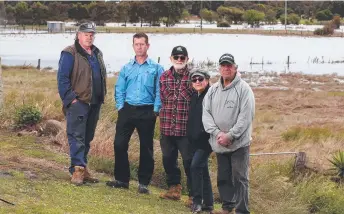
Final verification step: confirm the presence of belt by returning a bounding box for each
[124,102,153,110]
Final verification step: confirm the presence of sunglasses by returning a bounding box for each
[191,76,205,83]
[173,55,186,61]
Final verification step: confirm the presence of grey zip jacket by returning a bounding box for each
[202,74,255,153]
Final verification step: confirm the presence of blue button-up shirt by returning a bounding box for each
[115,57,164,112]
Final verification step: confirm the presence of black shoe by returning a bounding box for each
[106,180,129,189]
[192,204,202,213]
[202,204,214,212]
[138,184,150,194]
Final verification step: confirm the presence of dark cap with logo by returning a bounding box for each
[78,22,96,33]
[171,46,188,57]
[219,53,235,65]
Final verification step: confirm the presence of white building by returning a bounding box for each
[47,21,65,33]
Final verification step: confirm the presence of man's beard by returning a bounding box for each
[173,62,187,71]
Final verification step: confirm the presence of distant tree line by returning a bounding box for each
[0,1,343,27]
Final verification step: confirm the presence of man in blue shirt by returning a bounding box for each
[57,22,107,186]
[106,33,164,194]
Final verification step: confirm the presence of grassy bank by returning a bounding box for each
[1,67,344,213]
[2,25,344,37]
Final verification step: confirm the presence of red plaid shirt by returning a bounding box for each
[159,67,193,136]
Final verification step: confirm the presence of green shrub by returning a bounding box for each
[329,151,344,178]
[14,105,42,128]
[298,177,344,214]
[217,21,230,27]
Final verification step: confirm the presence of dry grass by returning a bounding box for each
[2,67,344,213]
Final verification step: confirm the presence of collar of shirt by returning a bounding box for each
[171,66,189,79]
[130,56,152,66]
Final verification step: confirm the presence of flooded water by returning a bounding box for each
[0,33,343,75]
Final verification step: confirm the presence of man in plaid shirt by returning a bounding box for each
[159,46,194,206]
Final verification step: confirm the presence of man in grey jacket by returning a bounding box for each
[202,53,255,214]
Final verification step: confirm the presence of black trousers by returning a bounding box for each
[160,134,193,196]
[114,102,157,186]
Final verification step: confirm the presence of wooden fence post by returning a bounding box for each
[294,152,307,172]
[37,59,41,70]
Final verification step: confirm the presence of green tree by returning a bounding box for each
[217,5,231,21]
[161,1,185,27]
[181,9,191,23]
[280,13,300,25]
[200,8,213,23]
[265,9,277,24]
[88,1,111,25]
[31,2,49,25]
[15,1,32,25]
[0,2,6,25]
[128,2,148,26]
[243,9,265,27]
[47,2,69,21]
[212,11,219,23]
[145,2,165,25]
[5,5,15,25]
[288,13,300,25]
[68,3,90,23]
[228,7,244,24]
[114,1,130,25]
[255,3,266,12]
[316,9,333,21]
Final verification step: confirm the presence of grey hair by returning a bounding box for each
[219,63,238,69]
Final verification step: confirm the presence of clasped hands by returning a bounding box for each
[217,131,232,147]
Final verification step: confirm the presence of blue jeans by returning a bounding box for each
[191,149,213,206]
[66,101,101,174]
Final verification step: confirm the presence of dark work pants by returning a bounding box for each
[216,146,250,214]
[191,149,213,206]
[114,102,156,186]
[160,134,193,196]
[66,101,101,174]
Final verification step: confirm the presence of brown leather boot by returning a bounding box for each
[184,196,193,208]
[84,168,99,183]
[212,209,235,214]
[71,166,85,186]
[171,184,182,200]
[160,185,177,200]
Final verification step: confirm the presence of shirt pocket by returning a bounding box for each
[144,70,156,87]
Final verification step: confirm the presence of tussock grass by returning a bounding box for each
[328,91,344,97]
[281,126,344,144]
[282,126,333,142]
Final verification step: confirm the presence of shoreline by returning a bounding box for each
[1,26,344,38]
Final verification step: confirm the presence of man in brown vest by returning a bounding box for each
[57,22,107,185]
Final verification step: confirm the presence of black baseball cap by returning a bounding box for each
[171,46,188,57]
[78,22,96,33]
[219,53,235,65]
